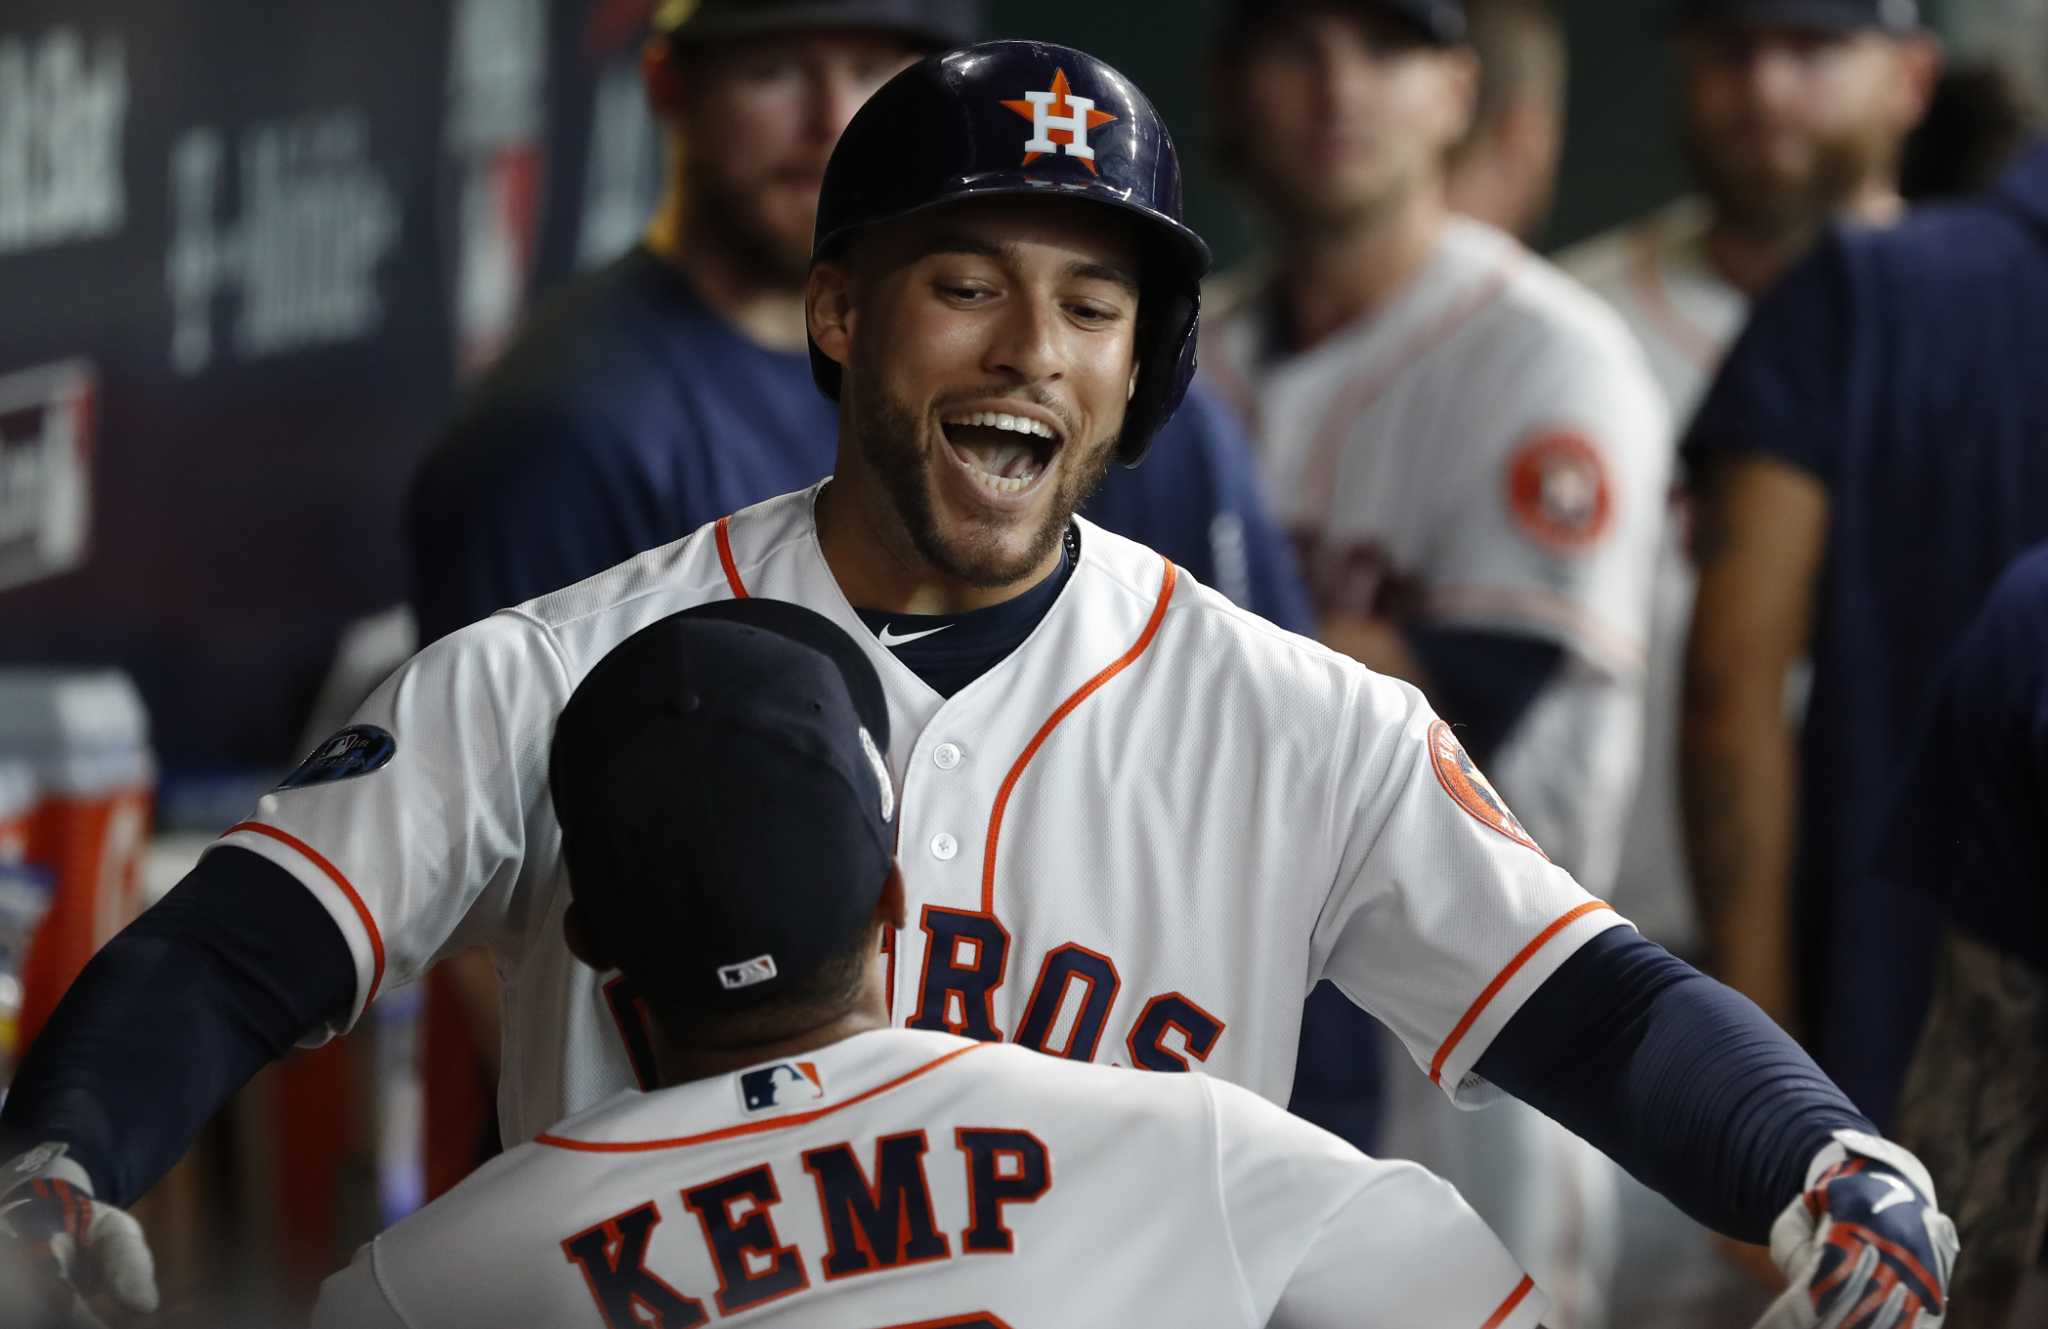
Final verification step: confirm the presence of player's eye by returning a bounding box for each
[1066,301,1122,326]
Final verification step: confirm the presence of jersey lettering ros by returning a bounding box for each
[313,1030,1547,1328]
[213,483,1626,1149]
[1557,200,1748,951]
[1202,217,1672,895]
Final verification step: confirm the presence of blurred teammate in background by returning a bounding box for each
[1198,1,1669,1322]
[401,0,1311,1195]
[1562,0,1935,961]
[1883,545,2048,1329]
[1558,5,1936,1319]
[1683,134,2048,1138]
[1445,0,1567,241]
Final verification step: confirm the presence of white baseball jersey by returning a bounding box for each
[1557,198,1747,949]
[313,1029,1547,1328]
[213,482,1628,1151]
[1202,216,1671,898]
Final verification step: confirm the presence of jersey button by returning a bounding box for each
[930,832,959,861]
[933,743,962,770]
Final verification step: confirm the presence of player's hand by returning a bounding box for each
[1751,1129,1958,1329]
[0,1144,158,1326]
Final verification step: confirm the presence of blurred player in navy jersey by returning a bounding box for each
[401,0,1314,1194]
[1683,136,2048,1135]
[1883,545,2048,1328]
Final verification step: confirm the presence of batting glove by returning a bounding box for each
[1753,1129,1959,1329]
[0,1143,158,1326]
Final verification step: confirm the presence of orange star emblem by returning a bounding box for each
[1001,68,1118,174]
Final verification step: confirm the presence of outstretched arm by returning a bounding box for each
[1,847,356,1205]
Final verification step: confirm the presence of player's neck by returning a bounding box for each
[1272,182,1445,352]
[814,468,1067,616]
[1703,179,1904,297]
[650,1001,893,1087]
[644,190,811,352]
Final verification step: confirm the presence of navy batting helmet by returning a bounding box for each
[809,40,1212,467]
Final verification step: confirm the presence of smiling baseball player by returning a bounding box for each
[3,40,1953,1329]
[312,599,1548,1328]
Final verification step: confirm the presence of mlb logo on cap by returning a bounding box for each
[739,1061,825,1114]
[718,953,778,991]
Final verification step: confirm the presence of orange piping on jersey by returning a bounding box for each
[1479,1275,1537,1329]
[1302,249,1523,534]
[979,558,1178,916]
[1429,900,1613,1085]
[1627,224,1723,372]
[714,515,749,598]
[226,821,387,1009]
[535,1042,986,1152]
[1421,583,1646,674]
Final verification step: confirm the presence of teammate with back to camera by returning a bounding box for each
[1,38,1957,1329]
[1195,0,1666,1319]
[313,599,1553,1327]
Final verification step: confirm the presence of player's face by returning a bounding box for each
[664,33,921,286]
[822,197,1142,589]
[1681,25,1928,236]
[1225,10,1475,232]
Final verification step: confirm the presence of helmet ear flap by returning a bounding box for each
[1115,287,1201,468]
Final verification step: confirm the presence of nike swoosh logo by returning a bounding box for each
[1870,1173,1915,1215]
[878,623,953,648]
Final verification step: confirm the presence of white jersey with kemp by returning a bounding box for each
[213,483,1627,1150]
[1557,199,1748,951]
[313,1030,1547,1329]
[1202,217,1671,895]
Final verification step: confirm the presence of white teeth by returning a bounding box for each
[940,410,1055,440]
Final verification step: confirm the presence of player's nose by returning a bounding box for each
[979,294,1065,386]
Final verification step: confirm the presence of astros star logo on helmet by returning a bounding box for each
[1002,69,1117,173]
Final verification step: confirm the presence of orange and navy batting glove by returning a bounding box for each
[0,1143,158,1325]
[1754,1129,1959,1329]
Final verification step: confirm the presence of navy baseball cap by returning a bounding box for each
[1677,0,1922,32]
[550,599,897,1015]
[656,0,985,50]
[1220,0,1468,48]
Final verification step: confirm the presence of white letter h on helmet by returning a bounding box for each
[1023,88,1097,161]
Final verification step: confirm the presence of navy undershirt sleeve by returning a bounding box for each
[1401,627,1563,766]
[0,847,355,1206]
[1475,926,1873,1241]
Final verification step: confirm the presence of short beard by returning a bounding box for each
[848,377,1115,590]
[1684,121,1891,244]
[685,164,813,290]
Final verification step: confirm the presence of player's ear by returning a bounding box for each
[876,862,907,932]
[808,261,856,372]
[562,901,613,972]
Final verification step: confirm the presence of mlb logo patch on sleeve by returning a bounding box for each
[739,1061,825,1115]
[276,725,397,790]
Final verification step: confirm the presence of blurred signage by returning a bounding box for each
[0,360,93,593]
[0,26,126,257]
[164,111,402,375]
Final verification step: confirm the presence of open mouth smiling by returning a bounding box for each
[938,405,1066,496]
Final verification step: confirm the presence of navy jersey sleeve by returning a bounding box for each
[1085,385,1315,635]
[0,848,356,1205]
[1684,230,1854,483]
[1879,545,2048,971]
[406,397,658,644]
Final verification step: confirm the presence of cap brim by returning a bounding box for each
[676,599,891,751]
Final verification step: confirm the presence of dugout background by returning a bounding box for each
[0,0,2026,803]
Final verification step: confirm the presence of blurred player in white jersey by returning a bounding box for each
[1200,2,1669,1323]
[315,602,1549,1329]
